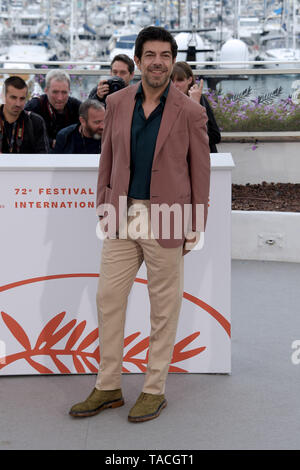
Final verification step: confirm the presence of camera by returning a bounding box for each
[106,76,125,95]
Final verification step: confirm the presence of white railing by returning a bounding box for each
[1,60,300,76]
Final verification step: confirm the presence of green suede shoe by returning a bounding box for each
[69,388,124,418]
[128,392,167,423]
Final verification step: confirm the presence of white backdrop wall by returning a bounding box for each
[0,154,233,376]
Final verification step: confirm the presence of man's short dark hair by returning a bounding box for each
[134,26,178,60]
[4,76,28,95]
[79,99,105,121]
[111,54,135,74]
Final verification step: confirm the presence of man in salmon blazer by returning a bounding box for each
[70,26,211,423]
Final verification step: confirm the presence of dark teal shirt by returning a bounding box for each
[128,81,170,199]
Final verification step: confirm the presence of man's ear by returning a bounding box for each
[79,116,85,127]
[134,56,141,71]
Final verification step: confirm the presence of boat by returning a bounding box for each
[262,15,285,35]
[108,25,140,61]
[218,38,250,69]
[109,33,137,60]
[204,26,232,44]
[0,4,47,39]
[263,47,300,69]
[0,43,56,71]
[238,17,263,42]
[0,43,48,100]
[175,31,207,63]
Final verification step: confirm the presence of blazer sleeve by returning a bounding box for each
[188,105,211,232]
[96,97,113,214]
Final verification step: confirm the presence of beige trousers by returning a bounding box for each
[95,198,184,395]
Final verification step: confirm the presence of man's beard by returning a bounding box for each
[144,67,170,89]
[84,124,102,140]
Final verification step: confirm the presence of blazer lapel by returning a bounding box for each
[121,82,140,167]
[120,81,183,167]
[153,82,183,166]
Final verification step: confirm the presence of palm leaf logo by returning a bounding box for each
[0,311,206,373]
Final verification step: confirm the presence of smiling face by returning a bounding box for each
[134,40,175,91]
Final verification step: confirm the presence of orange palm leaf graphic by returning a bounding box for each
[34,312,76,350]
[50,354,71,374]
[0,311,206,374]
[65,321,87,350]
[169,332,206,372]
[123,334,150,372]
[1,312,31,351]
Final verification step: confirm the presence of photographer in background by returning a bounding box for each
[171,61,221,153]
[0,76,49,154]
[53,99,105,154]
[89,54,135,104]
[25,70,81,150]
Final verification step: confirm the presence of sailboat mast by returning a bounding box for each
[186,0,192,29]
[233,0,240,39]
[70,0,74,59]
[292,0,296,51]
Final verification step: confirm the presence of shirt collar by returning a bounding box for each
[135,80,171,104]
